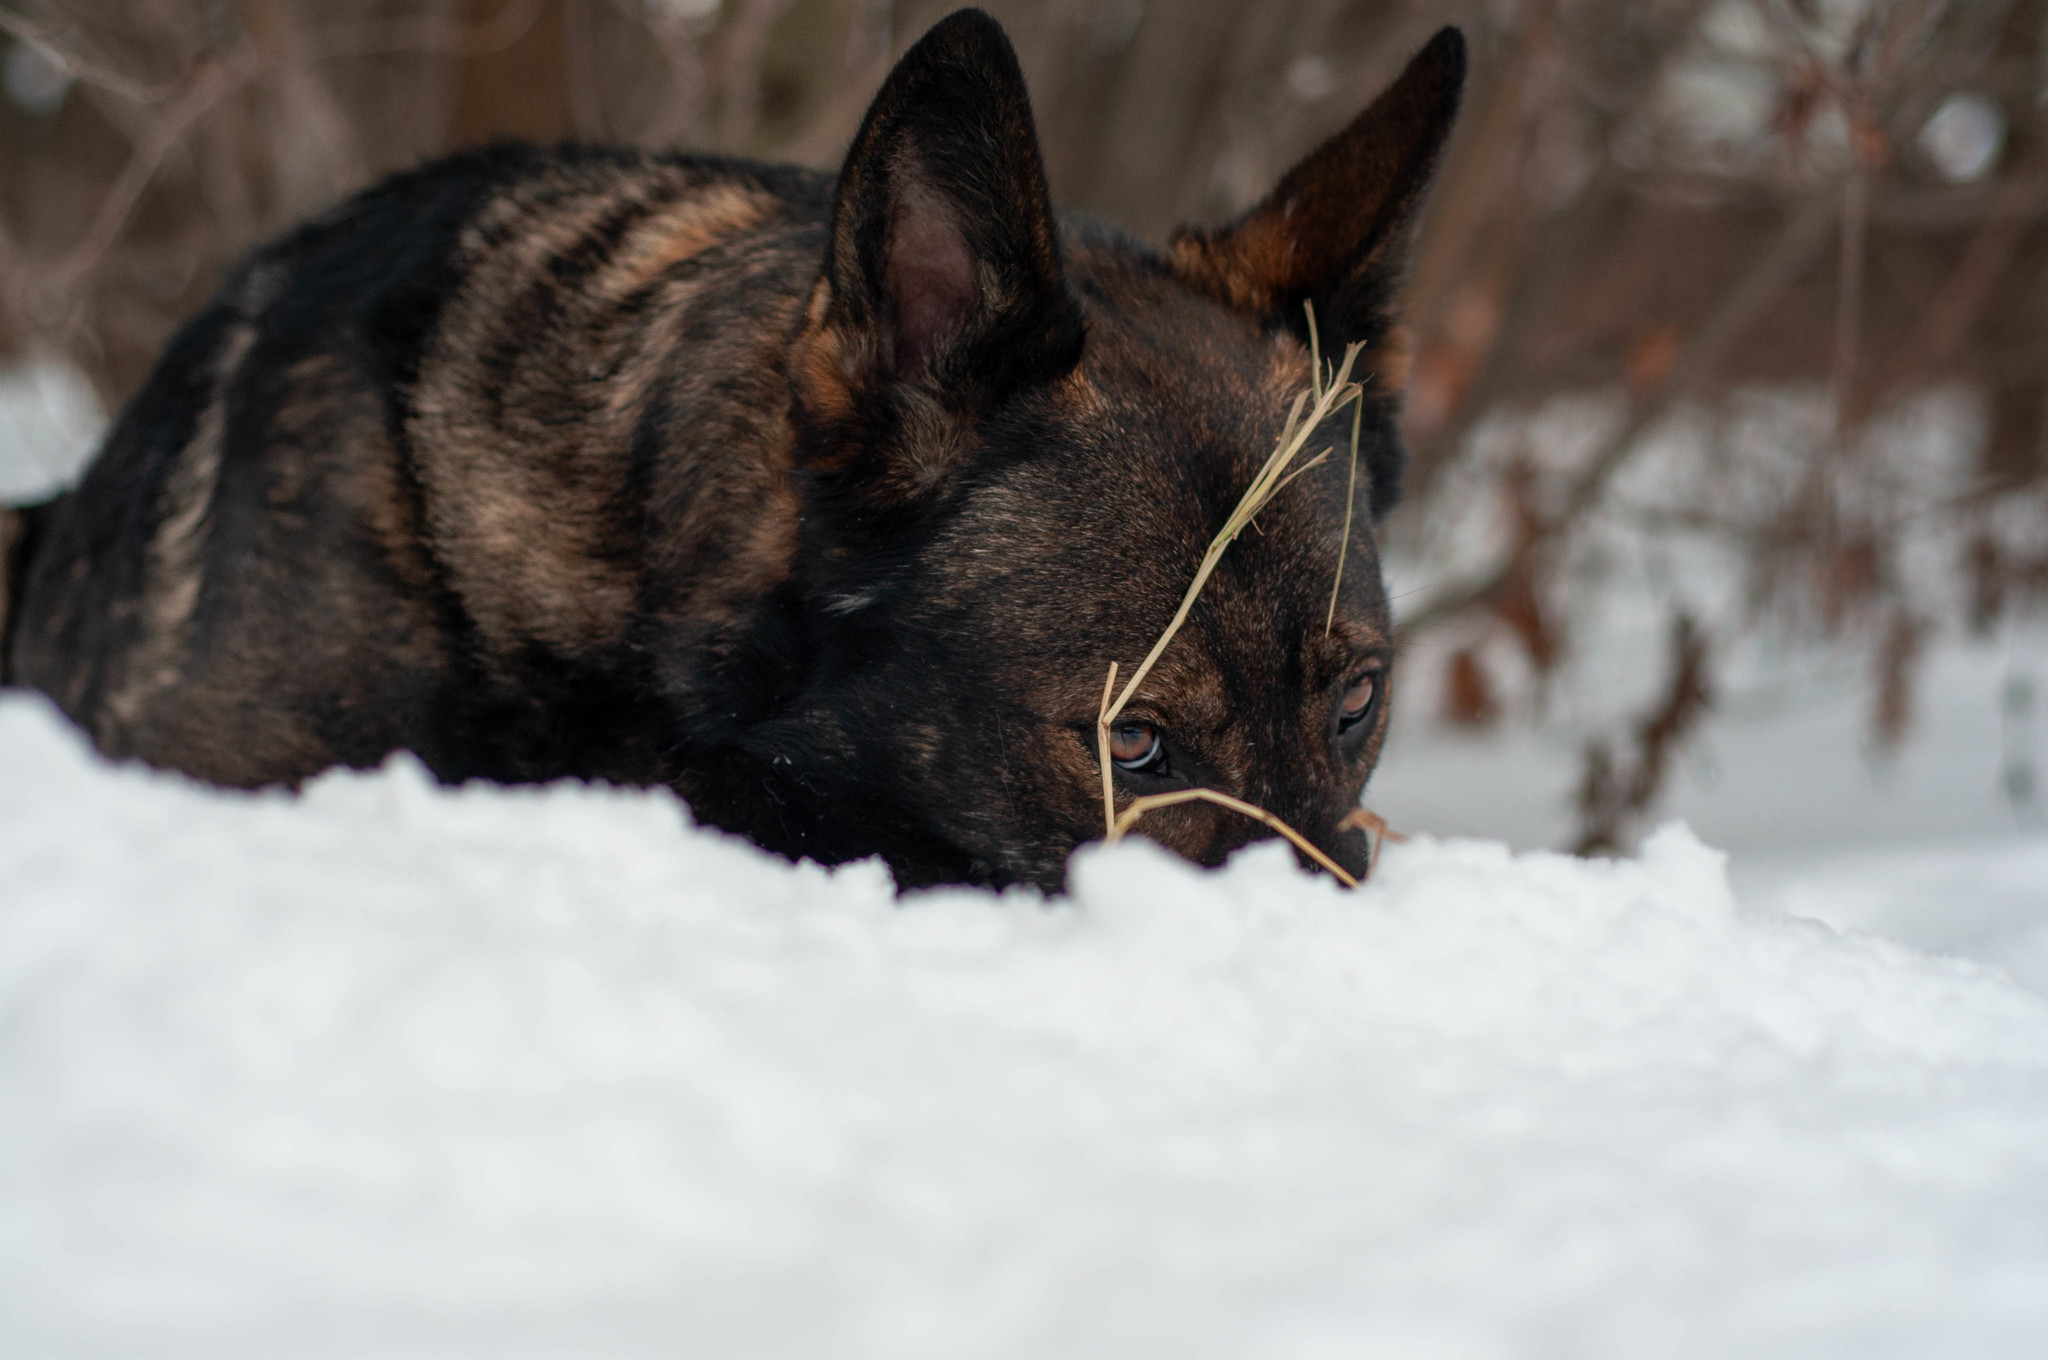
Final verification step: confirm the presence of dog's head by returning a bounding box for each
[782,9,1463,890]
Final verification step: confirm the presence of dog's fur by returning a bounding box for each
[1,11,1463,890]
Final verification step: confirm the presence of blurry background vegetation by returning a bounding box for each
[2,0,2045,851]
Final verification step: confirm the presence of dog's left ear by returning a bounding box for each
[1169,28,1465,361]
[791,9,1083,498]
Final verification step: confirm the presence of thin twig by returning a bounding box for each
[0,7,183,104]
[1915,127,2048,372]
[1831,160,1868,423]
[48,47,261,296]
[1265,446,1334,503]
[1325,397,1364,635]
[309,0,545,61]
[1096,660,1119,836]
[1108,787,1361,889]
[1399,187,1842,640]
[1337,806,1405,875]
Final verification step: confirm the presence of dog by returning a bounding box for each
[1,10,1463,891]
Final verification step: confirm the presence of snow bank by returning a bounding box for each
[1739,837,2048,994]
[4,691,2048,1359]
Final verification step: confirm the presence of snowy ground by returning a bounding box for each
[1370,627,2048,1007]
[8,359,2048,1355]
[5,692,2048,1359]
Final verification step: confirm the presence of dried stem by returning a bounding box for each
[1914,129,2048,375]
[1096,660,1119,835]
[50,48,262,296]
[0,8,182,104]
[1107,787,1360,889]
[1399,187,1842,641]
[1324,396,1364,635]
[310,0,545,60]
[1831,159,1868,424]
[1336,806,1404,875]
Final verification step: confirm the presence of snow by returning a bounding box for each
[7,357,2048,1355]
[0,357,101,502]
[6,691,2048,1358]
[1737,836,2048,993]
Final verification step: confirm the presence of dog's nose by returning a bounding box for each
[1328,818,1372,882]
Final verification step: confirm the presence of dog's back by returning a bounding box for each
[7,143,830,787]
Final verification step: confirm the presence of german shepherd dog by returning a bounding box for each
[1,11,1463,891]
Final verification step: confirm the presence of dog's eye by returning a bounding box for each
[1109,722,1167,774]
[1338,676,1378,733]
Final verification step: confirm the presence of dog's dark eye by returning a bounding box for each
[1109,722,1167,774]
[1338,676,1378,733]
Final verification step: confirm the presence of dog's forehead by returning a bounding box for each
[1024,256,1331,529]
[1066,248,1314,411]
[927,240,1389,682]
[1049,254,1358,548]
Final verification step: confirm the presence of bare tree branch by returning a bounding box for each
[1400,188,1843,641]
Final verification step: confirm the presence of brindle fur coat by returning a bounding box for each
[1,11,1464,890]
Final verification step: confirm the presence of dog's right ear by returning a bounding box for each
[1168,28,1464,360]
[790,9,1083,502]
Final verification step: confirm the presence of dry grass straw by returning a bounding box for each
[1109,788,1363,887]
[1336,806,1403,876]
[1093,305,1386,886]
[1324,396,1365,636]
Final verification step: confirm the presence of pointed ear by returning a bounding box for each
[791,9,1082,480]
[1169,27,1465,360]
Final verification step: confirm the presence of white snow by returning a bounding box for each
[0,357,102,502]
[8,357,2048,1354]
[1737,836,2048,993]
[5,690,2048,1358]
